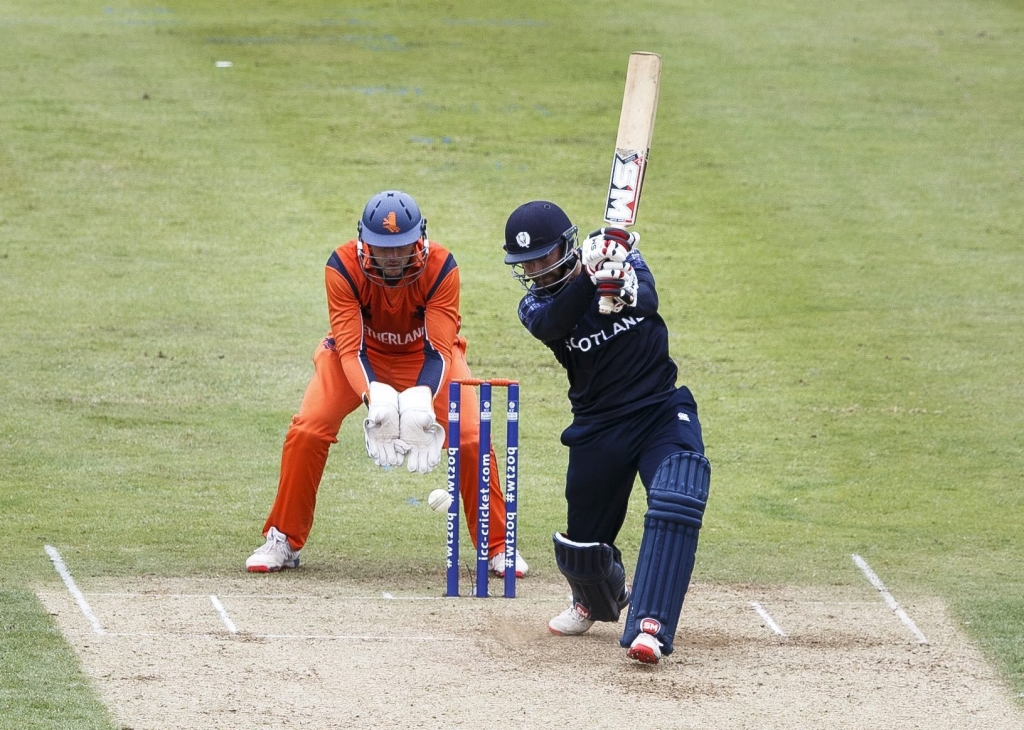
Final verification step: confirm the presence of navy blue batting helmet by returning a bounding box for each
[503,201,576,264]
[358,190,426,248]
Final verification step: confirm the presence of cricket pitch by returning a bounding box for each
[35,573,1024,729]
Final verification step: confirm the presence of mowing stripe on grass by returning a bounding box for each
[750,601,788,638]
[44,545,105,636]
[852,554,928,644]
[209,595,237,634]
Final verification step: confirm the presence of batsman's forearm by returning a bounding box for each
[630,268,659,317]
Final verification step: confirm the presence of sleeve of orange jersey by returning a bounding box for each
[325,264,372,402]
[419,263,460,396]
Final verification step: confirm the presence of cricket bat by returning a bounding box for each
[603,52,662,227]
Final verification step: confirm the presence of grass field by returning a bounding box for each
[2,0,1022,726]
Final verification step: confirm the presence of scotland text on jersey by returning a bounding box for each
[566,316,645,352]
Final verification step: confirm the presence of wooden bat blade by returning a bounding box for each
[604,52,662,227]
[615,52,662,152]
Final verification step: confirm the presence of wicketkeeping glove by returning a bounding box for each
[592,261,638,314]
[581,227,638,276]
[398,386,446,474]
[362,382,408,468]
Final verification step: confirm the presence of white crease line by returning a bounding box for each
[44,545,105,636]
[73,592,491,601]
[56,592,408,599]
[852,554,928,644]
[209,595,237,633]
[750,601,788,638]
[256,634,460,641]
[42,592,893,607]
[101,632,462,641]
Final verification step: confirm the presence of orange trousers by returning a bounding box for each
[262,337,508,556]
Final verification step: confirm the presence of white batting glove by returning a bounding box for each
[581,227,638,277]
[593,261,638,314]
[398,386,445,474]
[362,382,408,468]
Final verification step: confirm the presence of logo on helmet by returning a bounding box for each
[639,617,662,635]
[516,231,530,248]
[382,211,401,233]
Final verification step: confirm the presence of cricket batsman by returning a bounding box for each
[502,201,709,664]
[246,190,529,579]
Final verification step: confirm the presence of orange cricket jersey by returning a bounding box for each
[325,239,461,401]
[263,237,507,556]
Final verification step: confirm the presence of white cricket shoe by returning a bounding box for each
[489,550,529,578]
[627,632,663,665]
[245,527,300,572]
[548,603,595,636]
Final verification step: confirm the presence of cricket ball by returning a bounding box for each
[427,488,453,514]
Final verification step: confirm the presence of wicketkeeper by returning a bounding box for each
[502,201,709,664]
[246,191,529,578]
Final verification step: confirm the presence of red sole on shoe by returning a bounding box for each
[627,647,660,665]
[247,562,298,573]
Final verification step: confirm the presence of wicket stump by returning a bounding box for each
[445,378,519,598]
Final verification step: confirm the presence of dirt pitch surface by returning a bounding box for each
[37,574,1024,729]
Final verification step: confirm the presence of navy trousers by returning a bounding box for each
[559,386,704,546]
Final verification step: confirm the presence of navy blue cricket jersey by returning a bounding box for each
[517,247,682,424]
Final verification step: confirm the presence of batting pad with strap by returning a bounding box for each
[552,532,631,623]
[620,451,710,655]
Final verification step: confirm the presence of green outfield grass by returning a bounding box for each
[2,0,1022,725]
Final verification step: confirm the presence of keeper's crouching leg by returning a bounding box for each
[263,422,334,550]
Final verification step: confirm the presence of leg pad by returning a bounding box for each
[620,452,710,655]
[553,533,630,622]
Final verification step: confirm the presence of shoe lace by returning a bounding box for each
[255,531,288,556]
